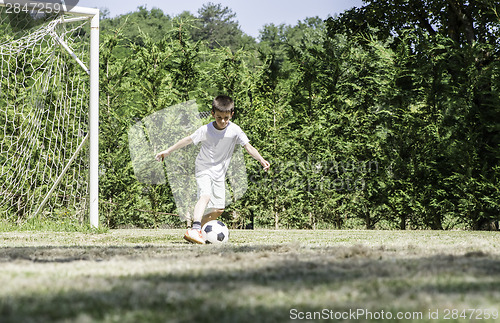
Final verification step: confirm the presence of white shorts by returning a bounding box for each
[196,174,226,211]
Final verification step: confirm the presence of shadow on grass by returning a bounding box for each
[0,245,500,322]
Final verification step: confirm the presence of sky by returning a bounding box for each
[77,0,365,38]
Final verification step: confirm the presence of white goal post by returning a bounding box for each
[0,0,99,227]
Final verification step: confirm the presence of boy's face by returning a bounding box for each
[212,110,233,130]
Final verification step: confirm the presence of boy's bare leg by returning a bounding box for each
[184,195,211,244]
[193,195,211,227]
[201,209,224,227]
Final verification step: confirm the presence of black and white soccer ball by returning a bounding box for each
[202,220,229,244]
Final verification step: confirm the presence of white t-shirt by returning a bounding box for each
[190,121,250,181]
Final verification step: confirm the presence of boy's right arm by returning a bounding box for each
[155,136,193,161]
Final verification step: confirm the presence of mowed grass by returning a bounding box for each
[0,229,499,322]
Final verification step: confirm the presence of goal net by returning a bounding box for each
[0,1,99,226]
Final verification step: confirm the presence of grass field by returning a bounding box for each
[1,229,499,322]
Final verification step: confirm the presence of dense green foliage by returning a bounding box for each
[2,2,498,229]
[95,1,500,230]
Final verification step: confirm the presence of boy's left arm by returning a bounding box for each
[244,143,270,171]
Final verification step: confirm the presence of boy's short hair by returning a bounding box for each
[212,95,234,113]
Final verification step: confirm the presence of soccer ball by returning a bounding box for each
[202,220,229,244]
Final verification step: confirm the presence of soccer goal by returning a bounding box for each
[0,0,99,227]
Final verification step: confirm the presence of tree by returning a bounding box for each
[100,6,174,47]
[328,0,500,229]
[192,2,254,50]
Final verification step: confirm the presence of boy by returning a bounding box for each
[155,95,270,244]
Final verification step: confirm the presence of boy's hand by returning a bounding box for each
[260,159,270,172]
[155,150,170,162]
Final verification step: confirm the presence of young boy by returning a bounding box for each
[155,95,270,244]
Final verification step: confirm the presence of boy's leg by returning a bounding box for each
[193,195,211,227]
[184,194,210,244]
[185,175,226,244]
[200,178,226,227]
[201,208,224,227]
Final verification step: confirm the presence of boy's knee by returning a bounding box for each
[205,208,224,218]
[201,208,224,226]
[199,195,211,202]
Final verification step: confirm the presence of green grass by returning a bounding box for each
[0,229,499,322]
[0,218,109,234]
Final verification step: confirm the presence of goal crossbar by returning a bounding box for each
[0,0,100,228]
